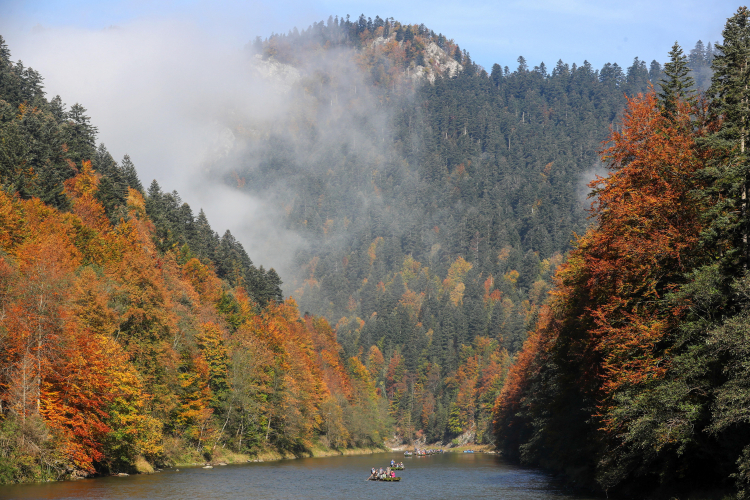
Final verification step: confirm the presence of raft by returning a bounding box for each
[368,475,401,481]
[392,466,404,470]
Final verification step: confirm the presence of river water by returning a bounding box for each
[0,452,595,499]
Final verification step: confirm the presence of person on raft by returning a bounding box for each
[390,459,395,466]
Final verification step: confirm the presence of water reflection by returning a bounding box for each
[0,452,595,499]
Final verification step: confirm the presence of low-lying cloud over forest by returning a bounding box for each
[1,18,361,283]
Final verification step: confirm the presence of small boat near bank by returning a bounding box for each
[411,448,444,456]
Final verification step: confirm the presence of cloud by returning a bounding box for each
[1,12,404,294]
[0,0,727,293]
[2,17,311,285]
[577,159,609,212]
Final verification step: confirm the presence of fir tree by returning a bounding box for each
[64,103,98,164]
[658,42,696,117]
[120,154,143,192]
[702,6,750,271]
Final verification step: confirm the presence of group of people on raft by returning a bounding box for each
[368,466,397,480]
[409,448,442,456]
[368,459,406,480]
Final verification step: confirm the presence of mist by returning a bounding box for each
[0,13,419,296]
[0,10,623,305]
[0,18,357,287]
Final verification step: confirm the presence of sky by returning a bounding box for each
[0,0,739,282]
[1,0,735,71]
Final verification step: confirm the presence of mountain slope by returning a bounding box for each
[0,35,387,482]
[217,16,665,444]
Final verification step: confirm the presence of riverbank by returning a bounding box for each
[388,443,495,454]
[443,444,495,453]
[166,443,388,469]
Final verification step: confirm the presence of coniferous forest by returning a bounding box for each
[1,5,750,498]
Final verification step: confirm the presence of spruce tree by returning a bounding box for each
[648,60,662,83]
[689,40,707,68]
[64,103,97,164]
[120,154,143,192]
[194,209,218,263]
[92,143,117,177]
[703,6,750,271]
[658,42,696,117]
[264,268,284,303]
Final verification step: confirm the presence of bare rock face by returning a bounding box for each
[424,42,462,78]
[370,36,389,47]
[385,434,405,449]
[253,54,301,93]
[134,455,155,474]
[405,41,463,85]
[69,469,91,480]
[367,35,463,85]
[454,430,475,447]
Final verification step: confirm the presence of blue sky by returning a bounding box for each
[1,0,737,71]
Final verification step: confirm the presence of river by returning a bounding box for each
[0,452,596,499]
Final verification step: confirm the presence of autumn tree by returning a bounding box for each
[495,88,714,493]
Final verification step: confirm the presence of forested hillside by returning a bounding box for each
[494,7,750,498]
[0,36,388,483]
[0,7,737,496]
[220,16,714,447]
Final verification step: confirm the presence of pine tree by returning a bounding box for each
[516,56,528,73]
[703,6,750,271]
[264,268,284,304]
[49,95,66,122]
[93,144,128,222]
[64,103,98,164]
[194,209,218,264]
[689,40,707,68]
[658,42,696,117]
[92,144,117,177]
[120,155,143,193]
[626,57,649,90]
[648,60,662,83]
[490,63,503,87]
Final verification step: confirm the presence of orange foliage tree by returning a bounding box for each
[0,157,393,481]
[493,90,714,486]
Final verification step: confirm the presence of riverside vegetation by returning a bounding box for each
[0,8,746,499]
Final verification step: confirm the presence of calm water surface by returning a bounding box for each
[0,452,596,499]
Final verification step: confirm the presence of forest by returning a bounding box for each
[0,6,746,498]
[0,35,388,482]
[493,7,750,499]
[228,15,716,452]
